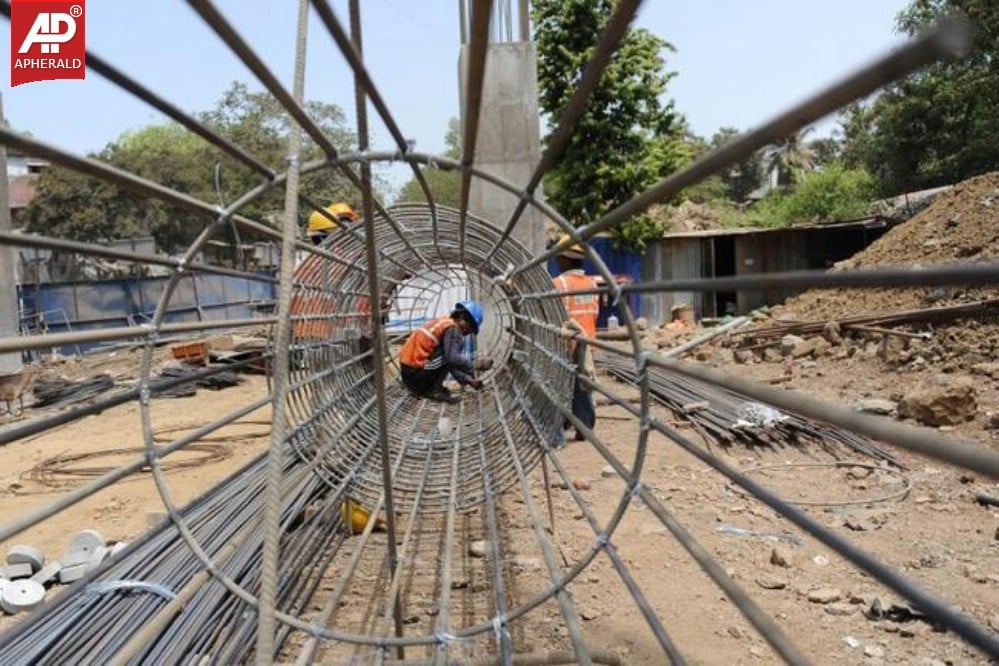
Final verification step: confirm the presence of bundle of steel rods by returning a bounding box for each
[597,356,901,465]
[734,298,999,340]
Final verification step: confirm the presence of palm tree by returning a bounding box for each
[766,129,816,188]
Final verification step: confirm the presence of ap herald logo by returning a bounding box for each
[10,0,86,87]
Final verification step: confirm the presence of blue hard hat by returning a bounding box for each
[455,300,484,333]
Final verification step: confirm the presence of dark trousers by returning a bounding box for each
[571,379,596,433]
[401,364,447,396]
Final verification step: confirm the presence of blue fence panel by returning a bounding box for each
[18,272,277,355]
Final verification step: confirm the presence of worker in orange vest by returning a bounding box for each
[553,237,599,441]
[399,300,492,402]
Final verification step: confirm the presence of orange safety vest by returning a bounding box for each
[554,270,599,339]
[399,316,457,369]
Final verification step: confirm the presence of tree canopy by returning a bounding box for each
[26,82,363,254]
[839,0,999,194]
[395,117,462,208]
[532,0,687,248]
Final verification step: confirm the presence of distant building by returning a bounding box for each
[639,216,897,323]
[6,151,50,226]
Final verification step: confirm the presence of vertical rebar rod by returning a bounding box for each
[459,0,468,44]
[349,0,405,655]
[458,0,494,266]
[430,401,466,666]
[518,0,529,42]
[257,0,310,661]
[475,391,513,664]
[490,384,592,666]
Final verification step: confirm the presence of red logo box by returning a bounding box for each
[10,0,86,87]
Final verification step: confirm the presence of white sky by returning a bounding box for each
[1,1,910,192]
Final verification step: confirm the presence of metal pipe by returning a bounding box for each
[458,0,494,265]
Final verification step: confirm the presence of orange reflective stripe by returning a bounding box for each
[399,317,455,368]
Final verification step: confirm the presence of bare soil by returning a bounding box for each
[0,341,997,663]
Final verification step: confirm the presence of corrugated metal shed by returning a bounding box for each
[640,216,896,325]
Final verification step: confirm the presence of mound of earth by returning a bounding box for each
[775,171,999,322]
[660,200,725,233]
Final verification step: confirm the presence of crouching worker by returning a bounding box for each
[399,300,492,402]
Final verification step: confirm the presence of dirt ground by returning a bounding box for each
[1,338,996,663]
[521,350,999,665]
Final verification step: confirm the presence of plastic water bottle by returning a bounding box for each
[607,314,619,330]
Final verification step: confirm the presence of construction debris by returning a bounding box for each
[735,300,996,343]
[32,373,116,408]
[0,530,124,615]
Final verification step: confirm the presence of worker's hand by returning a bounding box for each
[561,319,584,338]
[467,378,485,391]
[474,357,493,372]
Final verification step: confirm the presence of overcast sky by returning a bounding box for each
[2,1,909,192]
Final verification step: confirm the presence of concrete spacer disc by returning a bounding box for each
[84,546,109,573]
[67,530,105,557]
[1,579,45,614]
[6,545,45,573]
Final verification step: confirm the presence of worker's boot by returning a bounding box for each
[426,386,458,404]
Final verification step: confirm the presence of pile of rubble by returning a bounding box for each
[0,530,126,615]
[711,172,999,429]
[714,323,998,427]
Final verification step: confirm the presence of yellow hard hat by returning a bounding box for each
[341,498,386,535]
[307,202,357,234]
[556,233,585,260]
[329,202,358,222]
[308,207,337,234]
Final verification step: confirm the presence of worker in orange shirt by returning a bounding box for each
[553,237,599,441]
[398,300,492,402]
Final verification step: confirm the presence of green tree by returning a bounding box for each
[198,82,360,224]
[26,82,361,253]
[776,163,879,223]
[765,129,816,188]
[672,125,727,205]
[396,117,462,207]
[808,136,843,168]
[25,167,145,243]
[744,163,879,227]
[710,126,765,202]
[839,0,999,193]
[533,0,687,248]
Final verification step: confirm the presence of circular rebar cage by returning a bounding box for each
[285,202,572,512]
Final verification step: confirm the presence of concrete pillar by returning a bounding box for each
[458,42,546,257]
[0,94,24,376]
